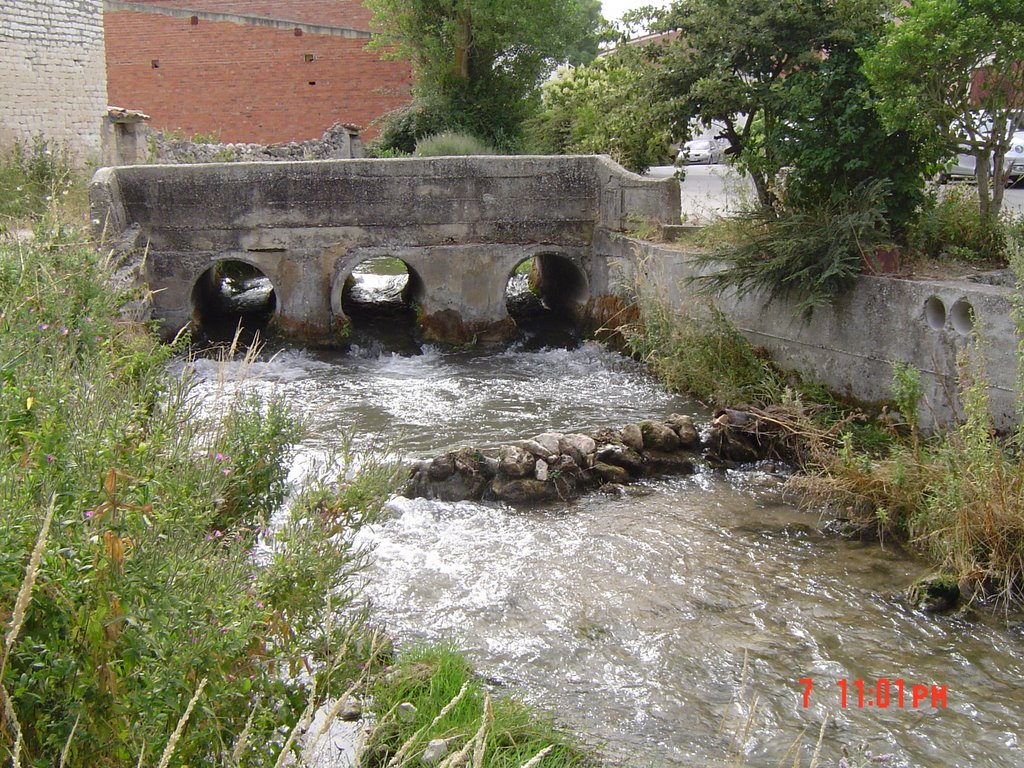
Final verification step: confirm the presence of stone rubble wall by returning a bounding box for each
[143,121,363,164]
[0,0,107,164]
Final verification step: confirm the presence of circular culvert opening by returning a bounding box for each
[190,259,276,346]
[505,253,589,349]
[924,296,947,330]
[340,256,424,353]
[950,299,975,336]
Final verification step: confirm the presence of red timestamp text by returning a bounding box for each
[799,678,947,709]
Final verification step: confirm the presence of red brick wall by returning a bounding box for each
[105,6,411,143]
[116,0,377,30]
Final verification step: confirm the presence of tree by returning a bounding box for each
[643,0,896,209]
[776,47,928,236]
[862,0,1024,224]
[524,51,673,171]
[366,0,605,148]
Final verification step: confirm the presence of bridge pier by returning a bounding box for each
[330,245,592,344]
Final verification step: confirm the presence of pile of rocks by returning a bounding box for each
[405,415,703,504]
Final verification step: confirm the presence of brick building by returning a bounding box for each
[104,0,413,143]
[0,0,108,163]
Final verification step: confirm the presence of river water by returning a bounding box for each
[186,341,1024,768]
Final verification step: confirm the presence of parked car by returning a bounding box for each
[1007,130,1024,181]
[938,126,1024,183]
[677,139,724,165]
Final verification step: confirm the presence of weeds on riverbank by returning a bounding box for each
[0,221,398,764]
[795,314,1024,606]
[0,136,82,228]
[623,267,1024,605]
[621,296,788,408]
[363,645,591,768]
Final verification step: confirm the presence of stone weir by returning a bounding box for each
[405,411,785,504]
[88,155,679,345]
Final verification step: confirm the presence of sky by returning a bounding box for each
[600,0,669,25]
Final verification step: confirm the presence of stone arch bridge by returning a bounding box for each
[89,156,679,344]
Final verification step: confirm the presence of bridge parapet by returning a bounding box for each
[89,155,679,344]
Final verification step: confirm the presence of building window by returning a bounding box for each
[304,53,316,63]
[294,27,303,37]
[151,59,160,69]
[308,81,317,86]
[190,15,198,25]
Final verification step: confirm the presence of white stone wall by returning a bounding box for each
[0,1,107,164]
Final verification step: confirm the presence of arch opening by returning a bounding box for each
[950,299,975,336]
[190,259,277,346]
[924,296,947,330]
[340,257,424,354]
[505,253,589,350]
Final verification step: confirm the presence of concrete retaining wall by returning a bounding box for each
[601,233,1019,431]
[0,0,107,163]
[90,155,680,342]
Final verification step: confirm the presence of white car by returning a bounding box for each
[677,139,724,165]
[939,128,1024,182]
[1007,130,1024,180]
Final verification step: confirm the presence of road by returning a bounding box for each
[646,163,1024,223]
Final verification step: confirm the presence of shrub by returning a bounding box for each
[908,185,1008,265]
[0,227,396,765]
[523,56,672,173]
[0,135,77,224]
[368,99,453,156]
[414,131,497,157]
[692,180,891,317]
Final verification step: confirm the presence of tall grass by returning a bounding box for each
[0,217,397,764]
[621,295,788,408]
[0,136,82,228]
[363,645,592,768]
[689,180,891,318]
[414,132,497,157]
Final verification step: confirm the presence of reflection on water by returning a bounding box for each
[186,345,1024,768]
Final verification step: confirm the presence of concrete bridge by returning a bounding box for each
[89,156,679,344]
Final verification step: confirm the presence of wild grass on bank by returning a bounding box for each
[796,330,1024,605]
[0,222,398,765]
[363,645,592,768]
[623,269,1024,605]
[0,136,83,229]
[621,296,788,408]
[688,180,891,318]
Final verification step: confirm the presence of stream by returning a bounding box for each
[184,298,1024,767]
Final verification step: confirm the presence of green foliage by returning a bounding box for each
[0,136,77,224]
[692,180,891,316]
[891,362,924,438]
[364,645,592,767]
[863,0,1024,224]
[622,295,787,407]
[369,98,453,155]
[415,131,497,156]
[776,47,928,237]
[908,185,1009,264]
[523,54,672,171]
[365,0,606,149]
[0,225,395,765]
[190,131,222,145]
[645,0,893,210]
